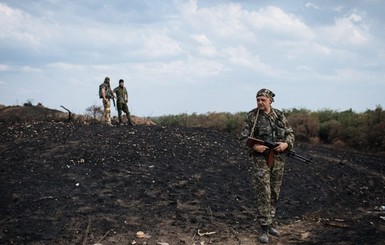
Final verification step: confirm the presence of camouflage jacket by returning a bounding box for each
[113,86,128,104]
[99,83,113,99]
[240,108,295,150]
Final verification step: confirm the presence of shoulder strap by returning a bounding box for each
[249,109,260,137]
[271,107,279,119]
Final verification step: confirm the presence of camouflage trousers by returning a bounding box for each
[102,99,111,124]
[251,153,285,226]
[117,102,131,123]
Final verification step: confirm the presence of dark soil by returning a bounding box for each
[0,118,385,244]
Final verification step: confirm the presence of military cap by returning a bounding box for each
[257,88,275,101]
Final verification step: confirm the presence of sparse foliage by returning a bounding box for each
[23,100,33,107]
[152,106,385,152]
[85,104,103,120]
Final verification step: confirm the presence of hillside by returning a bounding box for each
[0,105,154,125]
[0,118,384,244]
[0,105,69,123]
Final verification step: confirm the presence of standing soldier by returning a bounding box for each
[99,76,114,126]
[240,88,295,243]
[113,79,134,125]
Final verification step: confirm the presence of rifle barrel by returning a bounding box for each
[288,150,313,163]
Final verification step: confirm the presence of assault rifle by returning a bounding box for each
[107,87,116,108]
[246,137,313,164]
[111,96,116,108]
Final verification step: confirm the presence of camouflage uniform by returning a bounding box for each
[240,99,294,227]
[113,79,133,125]
[99,77,114,125]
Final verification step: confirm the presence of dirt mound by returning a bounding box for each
[0,122,384,244]
[0,105,154,125]
[0,105,68,123]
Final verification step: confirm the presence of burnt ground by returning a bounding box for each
[0,120,385,245]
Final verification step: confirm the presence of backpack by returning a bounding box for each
[99,83,106,98]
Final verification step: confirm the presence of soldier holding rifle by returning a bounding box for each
[113,79,134,126]
[99,76,115,126]
[240,88,295,243]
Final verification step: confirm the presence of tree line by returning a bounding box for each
[152,105,385,153]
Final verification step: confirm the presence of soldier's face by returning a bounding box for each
[256,96,271,111]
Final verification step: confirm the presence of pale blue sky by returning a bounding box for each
[1,0,384,117]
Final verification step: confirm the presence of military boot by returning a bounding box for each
[127,116,134,126]
[258,225,269,243]
[269,226,280,237]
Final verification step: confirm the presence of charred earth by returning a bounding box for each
[0,120,384,244]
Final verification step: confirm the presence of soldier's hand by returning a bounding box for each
[274,142,288,152]
[253,144,268,153]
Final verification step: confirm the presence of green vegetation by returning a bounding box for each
[153,112,246,135]
[152,105,385,152]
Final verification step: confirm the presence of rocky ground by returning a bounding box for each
[0,108,385,244]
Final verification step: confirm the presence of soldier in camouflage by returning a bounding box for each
[113,79,134,125]
[99,77,114,126]
[240,88,295,243]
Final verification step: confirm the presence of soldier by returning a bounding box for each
[99,76,114,126]
[113,79,134,125]
[240,88,295,243]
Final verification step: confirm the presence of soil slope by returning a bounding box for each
[0,120,384,245]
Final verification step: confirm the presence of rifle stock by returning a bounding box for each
[246,137,313,163]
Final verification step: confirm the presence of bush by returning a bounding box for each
[151,105,385,152]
